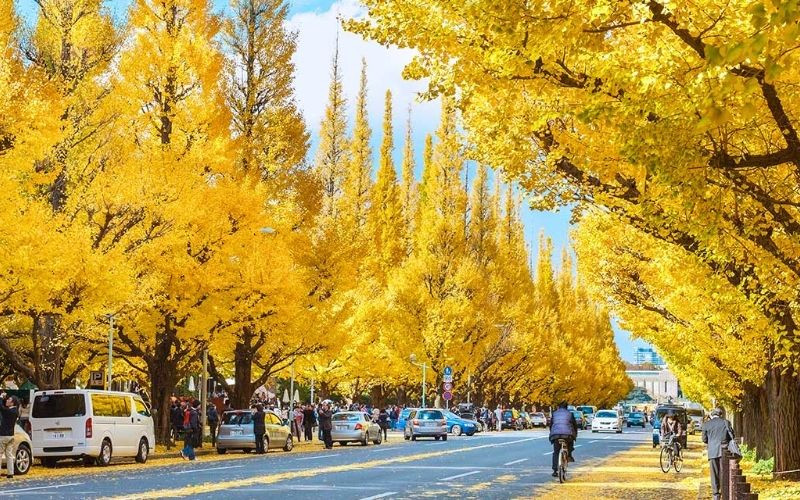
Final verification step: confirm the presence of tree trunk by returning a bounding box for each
[766,368,800,480]
[148,358,178,446]
[738,381,773,459]
[33,313,62,390]
[231,337,254,409]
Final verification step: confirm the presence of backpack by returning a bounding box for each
[183,408,191,429]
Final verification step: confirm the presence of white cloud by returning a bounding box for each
[288,0,440,167]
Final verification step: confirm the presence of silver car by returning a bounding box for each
[404,409,448,441]
[216,410,293,454]
[330,412,383,446]
[1,423,33,475]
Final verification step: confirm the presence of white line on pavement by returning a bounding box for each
[295,453,342,460]
[589,440,599,443]
[503,458,529,466]
[0,483,83,495]
[575,445,582,448]
[359,492,397,500]
[543,451,553,455]
[172,465,244,475]
[372,446,397,452]
[439,470,481,481]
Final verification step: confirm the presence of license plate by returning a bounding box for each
[51,432,66,439]
[424,421,435,427]
[231,430,242,436]
[336,425,347,430]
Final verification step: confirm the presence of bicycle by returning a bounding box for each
[557,438,569,483]
[659,434,683,473]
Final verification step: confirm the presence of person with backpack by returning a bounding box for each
[206,403,219,447]
[702,408,735,500]
[170,400,184,448]
[180,401,200,460]
[378,407,390,441]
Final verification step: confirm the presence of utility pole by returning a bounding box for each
[106,314,115,391]
[200,349,208,446]
[310,378,315,404]
[467,374,471,404]
[289,361,295,409]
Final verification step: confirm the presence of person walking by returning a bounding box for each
[495,405,503,431]
[253,404,266,454]
[0,393,19,478]
[180,401,200,461]
[319,401,334,449]
[170,400,184,449]
[303,403,316,441]
[292,405,304,442]
[702,408,734,500]
[206,403,219,447]
[378,407,390,441]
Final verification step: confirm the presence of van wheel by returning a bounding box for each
[217,447,227,454]
[96,439,112,466]
[135,438,149,463]
[42,457,58,468]
[14,444,31,475]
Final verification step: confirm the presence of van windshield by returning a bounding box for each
[33,394,86,418]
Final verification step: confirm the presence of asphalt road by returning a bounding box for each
[0,427,656,499]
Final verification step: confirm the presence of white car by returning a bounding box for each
[0,423,33,475]
[530,412,547,427]
[30,389,155,467]
[687,408,704,435]
[591,409,623,433]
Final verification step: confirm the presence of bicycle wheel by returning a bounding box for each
[659,447,672,473]
[559,450,568,483]
[673,450,683,472]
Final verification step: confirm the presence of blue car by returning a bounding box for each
[444,410,478,436]
[627,412,646,428]
[395,408,417,431]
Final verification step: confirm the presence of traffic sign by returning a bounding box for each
[443,391,452,401]
[88,370,104,388]
[443,366,453,376]
[443,382,453,391]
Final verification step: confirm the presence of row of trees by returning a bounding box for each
[0,0,629,443]
[350,0,800,477]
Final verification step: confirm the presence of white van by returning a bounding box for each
[30,389,155,467]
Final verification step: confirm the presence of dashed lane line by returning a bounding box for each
[295,453,342,460]
[503,458,529,466]
[0,483,84,495]
[172,465,244,475]
[439,470,481,481]
[359,492,397,500]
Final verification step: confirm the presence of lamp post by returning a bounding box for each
[409,354,427,408]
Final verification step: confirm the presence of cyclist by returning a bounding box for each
[548,401,578,477]
[660,411,683,458]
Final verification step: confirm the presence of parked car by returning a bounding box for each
[331,412,383,446]
[530,412,547,427]
[443,411,478,436]
[652,405,689,449]
[591,409,623,433]
[518,412,533,429]
[627,411,646,428]
[570,410,588,430]
[458,412,483,432]
[0,423,33,475]
[501,409,524,431]
[404,409,448,441]
[686,408,705,435]
[395,407,417,431]
[30,389,155,467]
[217,409,293,453]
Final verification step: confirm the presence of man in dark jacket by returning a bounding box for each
[303,403,316,441]
[253,404,266,454]
[318,402,333,449]
[702,408,733,500]
[170,401,184,448]
[548,402,578,477]
[180,401,200,460]
[0,393,19,478]
[207,404,219,447]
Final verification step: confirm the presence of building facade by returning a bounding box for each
[634,347,666,367]
[626,368,681,401]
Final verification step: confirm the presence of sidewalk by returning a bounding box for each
[531,437,704,500]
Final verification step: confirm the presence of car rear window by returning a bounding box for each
[222,412,253,425]
[596,411,617,418]
[687,409,704,417]
[630,412,643,417]
[332,413,361,422]
[533,413,545,417]
[33,394,86,418]
[417,410,443,420]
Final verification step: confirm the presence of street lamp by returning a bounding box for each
[409,354,427,408]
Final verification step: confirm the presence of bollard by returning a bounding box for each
[722,450,730,500]
[728,460,740,500]
[733,476,746,499]
[736,480,751,498]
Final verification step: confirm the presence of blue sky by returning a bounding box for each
[15,0,650,361]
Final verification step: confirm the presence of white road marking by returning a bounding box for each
[172,465,244,475]
[372,446,397,452]
[590,440,599,443]
[359,493,397,500]
[439,470,481,481]
[0,483,83,495]
[503,458,529,466]
[543,451,554,455]
[574,444,582,448]
[295,453,342,460]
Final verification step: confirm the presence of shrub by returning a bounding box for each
[751,457,774,477]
